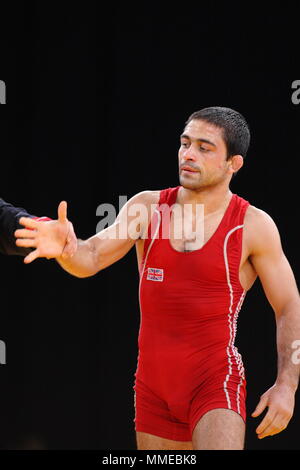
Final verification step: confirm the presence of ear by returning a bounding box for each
[229,154,244,174]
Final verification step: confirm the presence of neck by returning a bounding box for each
[177,183,232,215]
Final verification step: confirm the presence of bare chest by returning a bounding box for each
[169,210,224,252]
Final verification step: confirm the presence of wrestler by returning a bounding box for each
[15,107,300,450]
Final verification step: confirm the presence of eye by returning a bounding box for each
[181,142,189,148]
[199,146,209,152]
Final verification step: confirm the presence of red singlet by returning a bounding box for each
[133,186,250,441]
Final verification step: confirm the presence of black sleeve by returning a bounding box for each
[0,198,36,256]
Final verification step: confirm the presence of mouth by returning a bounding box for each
[180,166,199,173]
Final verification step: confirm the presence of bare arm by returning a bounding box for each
[56,191,158,277]
[15,191,158,278]
[246,207,300,438]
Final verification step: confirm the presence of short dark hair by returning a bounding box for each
[185,106,250,159]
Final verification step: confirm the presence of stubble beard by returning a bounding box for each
[179,172,206,191]
[179,171,226,191]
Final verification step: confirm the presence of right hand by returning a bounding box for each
[15,201,77,263]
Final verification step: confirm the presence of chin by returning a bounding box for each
[179,175,202,190]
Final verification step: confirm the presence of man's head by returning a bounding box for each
[178,106,250,190]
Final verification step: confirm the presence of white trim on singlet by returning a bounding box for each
[223,225,246,412]
[138,209,161,302]
[135,209,161,373]
[233,290,246,414]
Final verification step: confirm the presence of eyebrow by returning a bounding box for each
[180,133,217,148]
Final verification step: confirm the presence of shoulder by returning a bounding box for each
[245,205,277,230]
[244,204,277,228]
[118,190,162,238]
[244,204,282,255]
[125,189,161,209]
[116,190,161,223]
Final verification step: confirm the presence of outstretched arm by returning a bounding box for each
[15,192,155,277]
[247,208,300,439]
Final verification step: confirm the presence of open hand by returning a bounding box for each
[15,201,77,263]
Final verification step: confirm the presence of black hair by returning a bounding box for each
[185,106,250,160]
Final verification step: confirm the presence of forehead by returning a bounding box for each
[183,119,224,145]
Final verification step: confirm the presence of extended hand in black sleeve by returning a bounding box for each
[0,198,37,256]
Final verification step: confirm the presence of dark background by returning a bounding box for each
[0,2,299,450]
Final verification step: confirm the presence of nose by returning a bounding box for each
[182,146,197,162]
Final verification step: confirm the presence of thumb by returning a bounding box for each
[252,394,269,417]
[58,201,68,223]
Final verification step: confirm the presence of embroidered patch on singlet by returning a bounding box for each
[147,267,164,282]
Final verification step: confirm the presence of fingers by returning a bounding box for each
[255,403,291,438]
[19,217,38,229]
[252,394,268,417]
[15,228,36,239]
[252,387,294,439]
[24,249,40,264]
[255,408,276,437]
[58,201,67,223]
[256,413,287,439]
[16,238,37,248]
